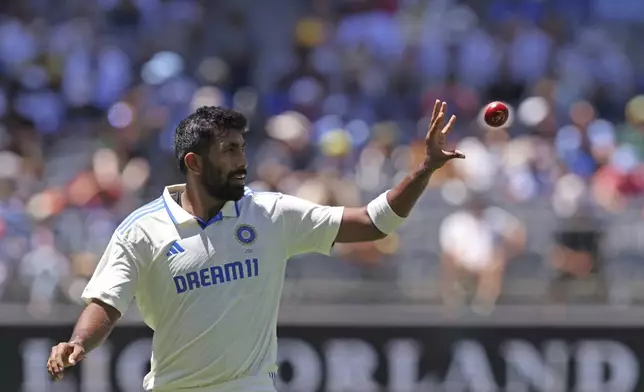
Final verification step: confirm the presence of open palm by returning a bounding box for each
[424,100,465,169]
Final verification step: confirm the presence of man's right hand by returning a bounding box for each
[47,341,85,380]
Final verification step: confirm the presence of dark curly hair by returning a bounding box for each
[174,106,248,174]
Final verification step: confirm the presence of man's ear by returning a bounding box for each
[184,152,202,175]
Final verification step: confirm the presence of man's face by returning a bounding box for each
[200,131,247,201]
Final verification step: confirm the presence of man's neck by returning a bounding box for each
[182,184,226,222]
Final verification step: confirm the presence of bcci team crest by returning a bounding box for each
[235,224,256,245]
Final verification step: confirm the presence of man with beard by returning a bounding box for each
[46,103,464,392]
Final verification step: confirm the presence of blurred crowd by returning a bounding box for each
[1,0,644,315]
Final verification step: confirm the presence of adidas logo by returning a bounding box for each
[166,241,186,256]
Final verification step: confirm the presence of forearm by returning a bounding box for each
[70,300,119,352]
[336,160,435,243]
[386,159,435,218]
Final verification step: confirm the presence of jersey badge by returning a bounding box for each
[235,224,256,246]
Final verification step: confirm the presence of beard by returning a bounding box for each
[201,161,246,202]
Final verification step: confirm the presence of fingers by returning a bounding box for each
[425,100,447,139]
[425,100,465,167]
[427,101,448,139]
[444,149,466,159]
[430,99,441,125]
[47,345,65,380]
[433,102,447,128]
[55,346,66,373]
[47,343,83,381]
[427,113,443,139]
[68,344,85,365]
[442,115,456,136]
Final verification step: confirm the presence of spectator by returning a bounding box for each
[549,206,606,303]
[19,225,69,315]
[439,196,526,314]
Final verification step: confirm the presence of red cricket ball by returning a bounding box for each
[484,101,509,127]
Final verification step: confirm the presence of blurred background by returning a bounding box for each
[2,0,644,390]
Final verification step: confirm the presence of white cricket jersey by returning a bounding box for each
[82,184,344,392]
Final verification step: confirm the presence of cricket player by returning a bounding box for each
[46,101,464,392]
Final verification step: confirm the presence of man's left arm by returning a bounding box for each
[335,100,465,243]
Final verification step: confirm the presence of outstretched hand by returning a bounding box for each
[424,100,465,169]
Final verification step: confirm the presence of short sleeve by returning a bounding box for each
[275,194,344,258]
[81,233,141,317]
